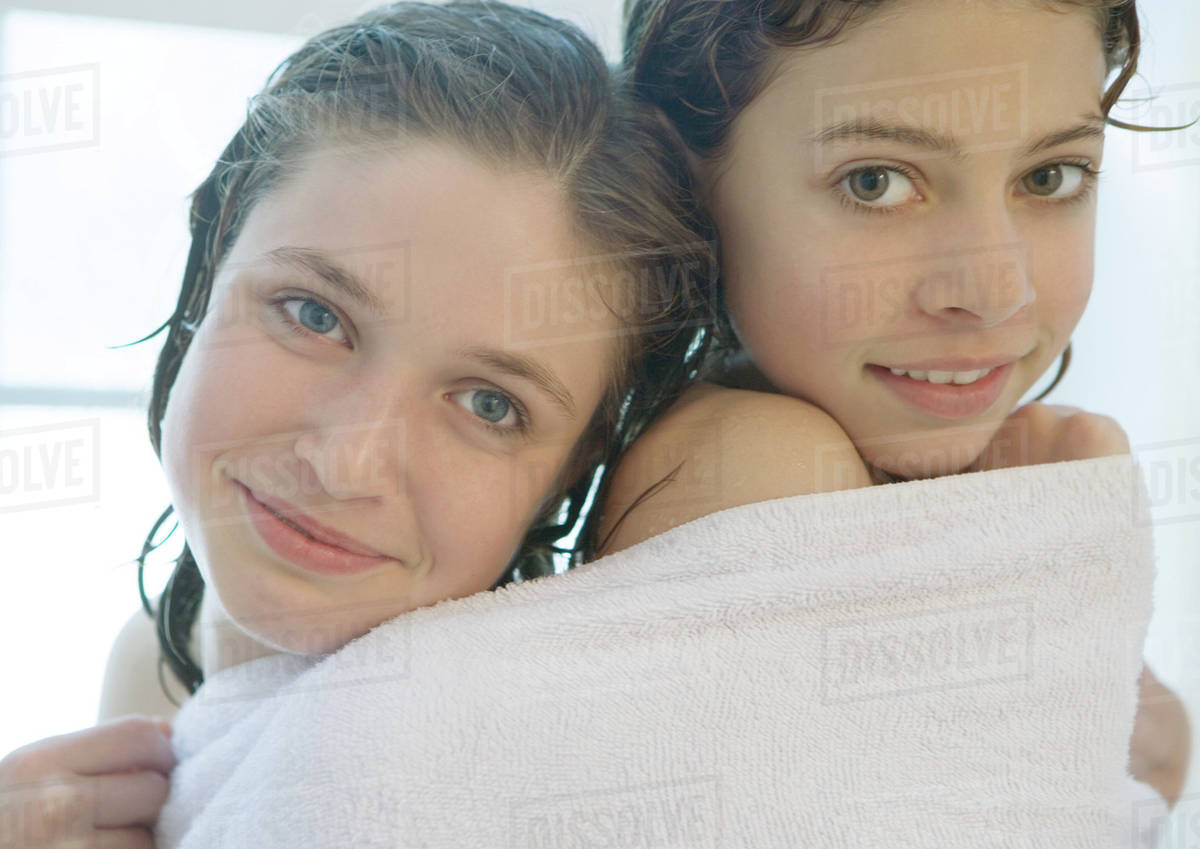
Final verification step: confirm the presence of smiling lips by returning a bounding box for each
[237,481,396,576]
[868,358,1017,419]
[250,487,387,556]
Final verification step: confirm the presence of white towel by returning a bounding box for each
[156,455,1160,848]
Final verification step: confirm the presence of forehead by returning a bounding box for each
[219,141,624,347]
[754,0,1107,137]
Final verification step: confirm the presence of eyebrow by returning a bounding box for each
[811,114,1107,159]
[456,346,578,421]
[260,246,390,318]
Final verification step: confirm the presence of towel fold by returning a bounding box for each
[156,455,1158,848]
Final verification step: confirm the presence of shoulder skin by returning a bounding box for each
[97,602,192,723]
[597,382,871,556]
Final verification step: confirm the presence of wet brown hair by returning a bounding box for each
[134,0,717,697]
[623,0,1151,397]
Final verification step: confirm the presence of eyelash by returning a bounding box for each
[833,159,1102,217]
[1038,159,1102,208]
[267,293,531,438]
[269,293,352,347]
[834,163,922,217]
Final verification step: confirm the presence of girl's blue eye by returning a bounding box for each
[289,299,338,333]
[471,389,510,423]
[274,296,350,345]
[450,388,528,435]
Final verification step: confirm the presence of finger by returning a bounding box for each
[1042,403,1084,418]
[88,825,156,849]
[91,770,170,829]
[48,717,175,778]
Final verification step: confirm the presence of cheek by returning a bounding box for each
[720,211,819,349]
[1032,219,1095,337]
[716,171,877,362]
[160,326,289,522]
[159,340,213,511]
[413,434,555,562]
[409,452,548,596]
[158,338,229,582]
[720,223,866,409]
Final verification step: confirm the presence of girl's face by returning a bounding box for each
[161,141,618,658]
[704,0,1108,478]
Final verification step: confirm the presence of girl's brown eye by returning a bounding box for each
[1022,165,1063,196]
[848,167,890,201]
[839,166,916,208]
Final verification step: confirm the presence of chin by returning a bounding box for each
[857,435,990,481]
[215,568,377,658]
[240,607,374,657]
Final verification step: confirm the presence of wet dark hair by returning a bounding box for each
[134,0,716,698]
[623,0,1166,398]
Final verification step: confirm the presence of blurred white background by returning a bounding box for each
[0,0,1196,841]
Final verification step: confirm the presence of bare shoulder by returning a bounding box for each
[96,602,192,723]
[596,383,871,556]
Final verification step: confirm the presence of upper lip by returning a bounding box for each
[241,483,391,559]
[873,355,1025,372]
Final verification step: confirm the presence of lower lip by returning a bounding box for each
[239,484,393,577]
[868,362,1014,419]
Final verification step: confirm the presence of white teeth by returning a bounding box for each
[951,369,990,384]
[888,367,992,385]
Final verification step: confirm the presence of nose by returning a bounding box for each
[293,379,407,500]
[912,207,1035,327]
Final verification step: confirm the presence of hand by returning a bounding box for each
[968,402,1131,471]
[0,715,175,848]
[1129,664,1191,809]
